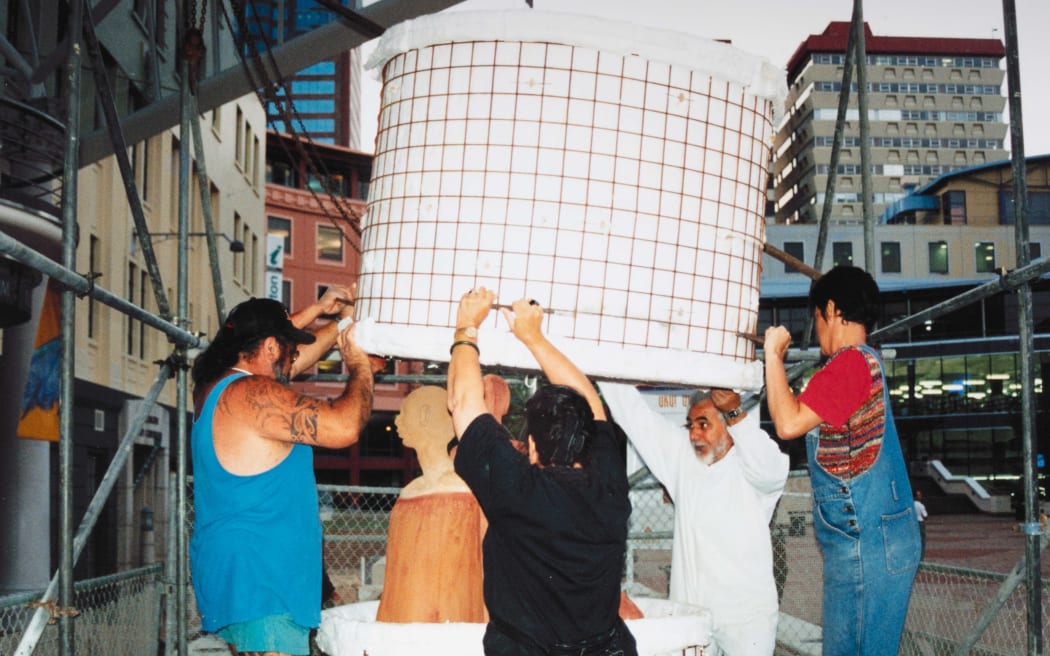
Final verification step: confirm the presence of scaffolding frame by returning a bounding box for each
[0,1,1043,654]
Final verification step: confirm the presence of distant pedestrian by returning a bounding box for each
[914,490,929,560]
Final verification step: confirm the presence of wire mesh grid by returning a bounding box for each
[355,32,773,388]
[0,565,163,656]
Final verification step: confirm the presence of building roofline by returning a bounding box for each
[266,129,374,171]
[786,21,1006,84]
[914,153,1050,193]
[878,153,1050,222]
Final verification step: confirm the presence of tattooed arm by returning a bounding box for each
[219,323,374,449]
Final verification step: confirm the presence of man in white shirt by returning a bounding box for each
[600,383,789,656]
[914,490,929,559]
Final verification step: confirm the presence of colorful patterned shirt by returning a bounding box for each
[799,346,885,479]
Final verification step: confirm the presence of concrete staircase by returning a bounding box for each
[914,460,1012,514]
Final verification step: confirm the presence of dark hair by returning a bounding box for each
[523,384,594,467]
[191,298,312,391]
[191,334,269,391]
[809,265,881,332]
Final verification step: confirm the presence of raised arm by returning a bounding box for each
[289,283,357,377]
[447,288,496,437]
[763,325,821,439]
[502,298,605,421]
[222,322,373,448]
[713,389,789,497]
[598,381,691,496]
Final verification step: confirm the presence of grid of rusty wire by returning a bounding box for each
[359,38,772,363]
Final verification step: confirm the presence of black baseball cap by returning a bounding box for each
[219,298,316,345]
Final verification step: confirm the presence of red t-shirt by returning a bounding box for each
[799,348,871,428]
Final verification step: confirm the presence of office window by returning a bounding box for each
[833,242,853,267]
[268,216,291,258]
[126,264,147,358]
[126,263,136,356]
[89,236,99,339]
[235,107,245,168]
[281,280,292,308]
[881,242,902,273]
[929,241,949,274]
[268,161,294,187]
[783,241,804,274]
[139,139,150,202]
[999,191,1050,225]
[975,242,996,273]
[942,190,967,225]
[317,225,343,261]
[233,213,244,281]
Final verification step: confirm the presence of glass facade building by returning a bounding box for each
[241,0,358,146]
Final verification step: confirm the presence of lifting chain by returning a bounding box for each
[182,0,208,94]
[187,0,208,34]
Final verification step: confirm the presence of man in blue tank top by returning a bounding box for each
[190,287,374,656]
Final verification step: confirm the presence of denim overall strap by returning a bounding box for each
[806,344,921,655]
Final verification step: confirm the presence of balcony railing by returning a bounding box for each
[0,97,65,218]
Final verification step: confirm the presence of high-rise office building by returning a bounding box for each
[773,22,1006,225]
[243,0,363,148]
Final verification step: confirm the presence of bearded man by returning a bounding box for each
[599,384,788,656]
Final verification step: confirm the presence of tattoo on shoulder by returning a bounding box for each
[231,378,324,444]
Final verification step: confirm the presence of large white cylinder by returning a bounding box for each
[355,11,783,389]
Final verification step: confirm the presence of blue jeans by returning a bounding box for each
[812,478,920,654]
[807,346,920,655]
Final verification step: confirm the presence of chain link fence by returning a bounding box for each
[311,482,1048,656]
[318,484,401,607]
[4,480,1043,654]
[0,565,164,656]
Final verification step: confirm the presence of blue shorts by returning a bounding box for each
[216,613,311,655]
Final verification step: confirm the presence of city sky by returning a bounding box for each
[359,0,1050,157]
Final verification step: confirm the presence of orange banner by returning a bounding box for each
[18,281,60,441]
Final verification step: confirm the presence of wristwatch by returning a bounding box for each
[456,326,478,338]
[722,406,745,423]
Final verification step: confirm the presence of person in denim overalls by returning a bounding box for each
[763,265,921,655]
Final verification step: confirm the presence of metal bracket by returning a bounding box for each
[26,599,80,625]
[1019,521,1044,535]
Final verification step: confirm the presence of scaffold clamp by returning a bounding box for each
[26,599,80,624]
[1019,521,1045,535]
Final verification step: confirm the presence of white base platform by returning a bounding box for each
[316,597,711,656]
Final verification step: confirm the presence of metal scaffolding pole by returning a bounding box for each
[803,0,862,349]
[813,4,858,273]
[175,32,194,656]
[57,0,83,651]
[1001,1,1042,653]
[189,93,228,320]
[0,231,204,349]
[853,0,875,270]
[870,256,1050,341]
[13,365,174,655]
[81,5,174,321]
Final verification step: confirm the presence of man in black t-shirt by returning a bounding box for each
[447,289,636,656]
